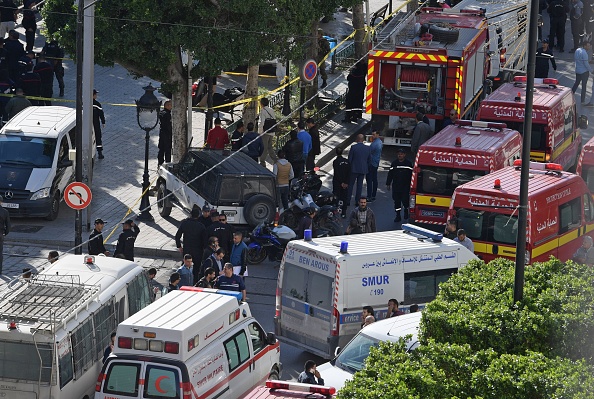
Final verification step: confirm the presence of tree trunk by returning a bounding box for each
[242,64,260,125]
[353,2,366,59]
[167,55,189,162]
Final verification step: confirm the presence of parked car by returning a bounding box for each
[156,149,277,227]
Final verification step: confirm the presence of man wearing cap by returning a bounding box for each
[89,218,110,256]
[157,100,172,166]
[93,89,106,159]
[386,148,413,223]
[536,39,557,78]
[0,195,10,274]
[175,208,207,283]
[114,219,140,261]
[206,117,229,150]
[197,204,213,229]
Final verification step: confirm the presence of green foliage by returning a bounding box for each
[422,258,594,363]
[337,341,594,399]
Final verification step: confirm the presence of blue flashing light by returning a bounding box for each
[180,286,243,302]
[402,224,443,242]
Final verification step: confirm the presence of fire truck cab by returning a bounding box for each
[478,77,587,171]
[449,161,594,264]
[577,135,594,193]
[410,120,522,228]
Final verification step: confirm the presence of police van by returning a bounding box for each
[0,106,95,220]
[274,225,477,359]
[0,255,153,399]
[95,287,281,399]
[410,120,522,227]
[450,160,594,263]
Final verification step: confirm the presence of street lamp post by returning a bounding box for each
[135,83,161,222]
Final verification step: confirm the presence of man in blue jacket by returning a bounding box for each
[242,122,264,162]
[366,129,383,202]
[296,120,312,167]
[347,134,371,206]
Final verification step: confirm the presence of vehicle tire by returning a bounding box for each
[279,210,297,230]
[157,182,172,217]
[45,191,60,221]
[268,369,280,381]
[247,247,267,265]
[244,194,276,227]
[430,23,459,43]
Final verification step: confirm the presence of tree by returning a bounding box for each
[338,257,594,398]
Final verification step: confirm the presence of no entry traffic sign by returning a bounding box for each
[64,182,92,210]
[300,59,318,84]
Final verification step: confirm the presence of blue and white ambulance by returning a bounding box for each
[274,225,477,359]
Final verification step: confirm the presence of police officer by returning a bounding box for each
[197,204,213,229]
[34,54,53,105]
[548,0,569,52]
[41,39,65,97]
[93,89,105,159]
[113,219,140,261]
[332,147,350,217]
[174,208,207,284]
[535,39,557,78]
[386,148,413,222]
[0,195,10,274]
[18,57,40,105]
[88,218,110,256]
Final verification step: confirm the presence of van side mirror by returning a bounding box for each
[334,346,341,357]
[59,159,73,168]
[579,115,588,130]
[266,332,276,345]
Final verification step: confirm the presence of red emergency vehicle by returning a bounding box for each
[365,0,528,146]
[410,120,522,227]
[577,135,594,193]
[449,161,594,264]
[478,77,586,171]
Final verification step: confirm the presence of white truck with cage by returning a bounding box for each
[0,255,153,399]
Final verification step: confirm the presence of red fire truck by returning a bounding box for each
[365,0,527,146]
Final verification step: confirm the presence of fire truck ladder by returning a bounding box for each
[374,10,416,50]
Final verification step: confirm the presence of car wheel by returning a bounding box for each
[247,247,267,264]
[157,182,172,217]
[244,194,275,227]
[268,369,280,381]
[45,191,60,221]
[279,210,297,230]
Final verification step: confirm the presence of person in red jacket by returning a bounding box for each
[206,117,230,149]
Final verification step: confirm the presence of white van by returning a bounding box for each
[0,106,94,220]
[317,312,422,391]
[0,255,153,399]
[274,224,477,359]
[95,287,282,399]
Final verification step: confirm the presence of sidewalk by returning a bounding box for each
[2,6,375,260]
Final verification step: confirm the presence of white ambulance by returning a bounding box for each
[274,225,477,359]
[95,287,281,399]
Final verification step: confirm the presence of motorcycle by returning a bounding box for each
[279,170,343,236]
[246,222,297,264]
[191,79,245,121]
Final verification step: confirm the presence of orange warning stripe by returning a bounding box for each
[366,58,375,114]
[371,50,447,62]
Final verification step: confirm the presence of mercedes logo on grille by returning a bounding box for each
[4,191,13,199]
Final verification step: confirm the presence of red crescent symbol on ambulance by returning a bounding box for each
[155,376,169,394]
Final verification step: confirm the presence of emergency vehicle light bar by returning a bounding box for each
[180,286,243,302]
[402,224,443,242]
[513,76,559,85]
[456,120,506,130]
[513,159,563,171]
[265,380,337,395]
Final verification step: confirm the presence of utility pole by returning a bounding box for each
[74,0,84,254]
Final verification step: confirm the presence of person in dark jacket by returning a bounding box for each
[536,39,557,78]
[347,134,371,206]
[195,267,216,288]
[158,100,172,165]
[305,117,321,171]
[41,39,65,97]
[33,54,53,105]
[168,272,180,293]
[0,195,10,274]
[0,69,13,121]
[332,147,350,217]
[231,121,245,151]
[200,248,225,278]
[4,30,23,81]
[206,212,234,258]
[297,206,316,239]
[386,148,413,222]
[241,122,263,162]
[88,218,110,256]
[113,219,140,261]
[18,62,40,105]
[343,61,367,123]
[21,0,37,53]
[548,0,568,51]
[0,39,8,72]
[93,89,106,159]
[283,129,304,177]
[298,360,325,385]
[175,208,207,283]
[197,204,213,229]
[5,87,30,119]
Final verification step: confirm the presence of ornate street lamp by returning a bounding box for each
[135,83,161,221]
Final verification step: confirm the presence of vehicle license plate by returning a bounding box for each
[2,203,19,209]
